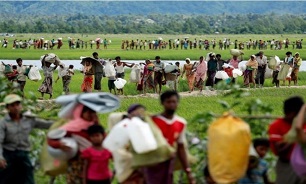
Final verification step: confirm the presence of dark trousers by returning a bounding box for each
[206,71,216,87]
[94,72,103,90]
[87,179,111,184]
[0,149,34,184]
[256,66,266,85]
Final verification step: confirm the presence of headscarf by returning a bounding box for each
[83,60,92,74]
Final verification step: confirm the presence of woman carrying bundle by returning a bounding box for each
[38,55,58,99]
[244,55,258,88]
[81,59,94,92]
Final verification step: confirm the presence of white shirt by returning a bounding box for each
[256,56,267,66]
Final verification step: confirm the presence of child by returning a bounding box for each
[272,64,280,88]
[6,65,18,81]
[82,124,112,184]
[108,75,117,95]
[239,138,274,184]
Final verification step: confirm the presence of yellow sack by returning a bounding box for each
[208,113,251,184]
[40,119,68,176]
[131,116,175,168]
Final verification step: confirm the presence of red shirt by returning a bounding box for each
[81,147,112,181]
[152,115,186,146]
[268,118,306,161]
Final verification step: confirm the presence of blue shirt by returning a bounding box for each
[238,159,268,184]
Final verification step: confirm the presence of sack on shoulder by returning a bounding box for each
[40,119,68,176]
[131,116,175,168]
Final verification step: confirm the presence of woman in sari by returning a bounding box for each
[194,56,207,92]
[181,58,196,93]
[290,52,302,86]
[81,60,94,92]
[48,104,99,184]
[141,60,155,95]
[38,55,58,99]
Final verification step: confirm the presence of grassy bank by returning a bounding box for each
[1,34,305,60]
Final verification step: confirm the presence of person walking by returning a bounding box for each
[143,91,195,184]
[255,51,268,87]
[194,56,207,93]
[228,55,240,84]
[206,53,218,90]
[290,52,302,86]
[153,56,165,94]
[0,94,53,184]
[16,58,29,96]
[56,64,74,95]
[268,96,304,184]
[181,58,196,93]
[81,60,94,92]
[244,55,258,88]
[92,52,105,92]
[38,56,58,99]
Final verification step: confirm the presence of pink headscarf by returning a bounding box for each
[60,104,95,132]
[195,61,207,82]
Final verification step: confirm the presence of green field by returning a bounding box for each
[1,34,305,60]
[2,34,306,183]
[29,71,306,183]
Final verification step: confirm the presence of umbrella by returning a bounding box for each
[158,37,163,40]
[184,37,189,39]
[95,38,101,42]
[80,57,103,72]
[56,93,120,119]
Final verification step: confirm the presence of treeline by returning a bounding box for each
[1,13,306,34]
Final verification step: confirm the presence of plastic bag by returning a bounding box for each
[127,117,157,154]
[268,56,277,70]
[277,64,290,80]
[103,118,130,153]
[104,61,116,77]
[131,116,175,168]
[265,67,273,79]
[107,112,127,130]
[238,61,247,72]
[114,78,127,89]
[232,69,243,78]
[28,66,42,81]
[164,64,177,73]
[40,119,68,176]
[230,49,244,56]
[215,71,229,80]
[208,112,251,183]
[130,65,141,83]
[291,144,306,177]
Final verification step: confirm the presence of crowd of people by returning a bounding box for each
[2,37,303,51]
[0,89,306,184]
[0,49,302,100]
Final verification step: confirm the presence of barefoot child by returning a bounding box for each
[82,125,112,184]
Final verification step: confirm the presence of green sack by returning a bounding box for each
[4,64,12,74]
[277,64,290,80]
[131,116,175,168]
[24,67,31,77]
[40,119,68,177]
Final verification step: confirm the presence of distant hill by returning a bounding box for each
[1,1,306,15]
